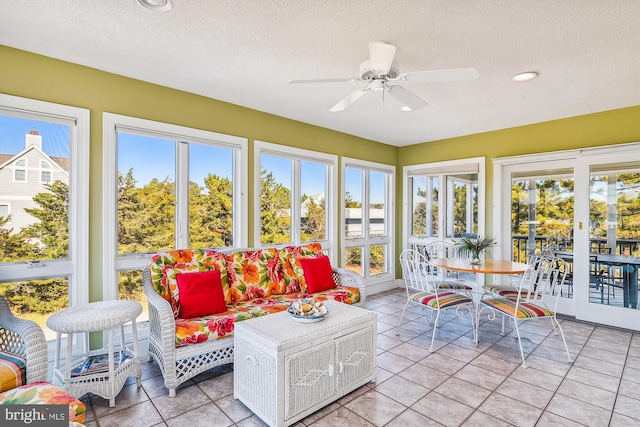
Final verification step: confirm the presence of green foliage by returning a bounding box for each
[22,180,69,259]
[453,235,496,259]
[301,196,325,242]
[3,278,68,315]
[260,168,291,244]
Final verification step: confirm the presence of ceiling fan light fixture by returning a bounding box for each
[137,0,174,12]
[512,71,539,82]
[371,80,385,92]
[400,106,412,112]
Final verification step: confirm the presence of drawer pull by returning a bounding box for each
[245,355,259,366]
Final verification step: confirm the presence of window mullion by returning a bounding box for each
[176,141,189,248]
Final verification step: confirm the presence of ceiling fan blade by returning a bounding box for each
[288,78,358,84]
[403,67,480,82]
[329,87,369,112]
[387,85,428,111]
[369,42,397,74]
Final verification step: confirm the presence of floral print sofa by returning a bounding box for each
[142,243,365,397]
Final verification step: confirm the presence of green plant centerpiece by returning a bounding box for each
[453,235,496,264]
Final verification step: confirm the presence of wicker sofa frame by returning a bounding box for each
[142,246,366,397]
[0,295,49,385]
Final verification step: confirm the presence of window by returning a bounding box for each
[103,113,248,305]
[0,94,90,338]
[255,141,337,255]
[343,158,395,282]
[404,157,485,250]
[41,160,52,183]
[14,159,26,181]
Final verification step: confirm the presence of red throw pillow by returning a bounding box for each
[176,270,227,318]
[299,256,337,293]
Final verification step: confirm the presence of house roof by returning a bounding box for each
[0,0,639,146]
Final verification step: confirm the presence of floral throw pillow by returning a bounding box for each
[279,243,324,292]
[226,248,283,303]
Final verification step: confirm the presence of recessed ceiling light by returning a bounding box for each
[512,71,539,82]
[137,0,174,12]
[400,106,412,112]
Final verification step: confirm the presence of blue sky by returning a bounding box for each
[0,115,69,157]
[1,115,383,203]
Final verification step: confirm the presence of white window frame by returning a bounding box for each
[103,113,248,301]
[254,140,338,261]
[40,160,52,184]
[342,157,395,287]
[13,159,26,182]
[0,203,10,221]
[403,157,486,249]
[0,94,90,308]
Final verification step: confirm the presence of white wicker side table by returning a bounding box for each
[46,300,142,407]
[234,301,377,427]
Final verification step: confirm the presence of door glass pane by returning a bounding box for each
[511,171,574,263]
[301,161,326,242]
[369,171,386,237]
[0,116,70,263]
[589,162,640,309]
[189,143,234,248]
[410,176,439,237]
[118,270,148,323]
[344,247,362,276]
[345,168,363,238]
[117,132,175,254]
[260,155,292,244]
[1,277,68,339]
[370,244,386,276]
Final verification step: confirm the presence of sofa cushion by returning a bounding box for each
[0,351,26,393]
[279,243,323,292]
[148,249,231,317]
[0,381,86,424]
[176,270,227,318]
[300,256,337,293]
[226,248,283,303]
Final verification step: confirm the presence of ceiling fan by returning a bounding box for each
[289,42,479,112]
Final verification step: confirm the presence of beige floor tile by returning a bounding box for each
[508,366,563,392]
[495,377,554,409]
[610,412,640,426]
[376,334,404,351]
[573,354,625,378]
[165,403,234,427]
[372,374,429,406]
[386,408,444,426]
[306,406,374,427]
[90,382,150,418]
[376,351,414,374]
[153,383,213,419]
[546,393,611,426]
[521,354,572,377]
[197,371,234,401]
[344,390,407,427]
[470,352,519,376]
[418,352,467,375]
[556,378,616,410]
[565,365,621,392]
[437,343,481,363]
[579,345,627,366]
[97,400,163,427]
[388,342,432,362]
[536,411,585,427]
[214,394,254,423]
[454,364,506,391]
[398,362,450,389]
[585,336,630,354]
[591,327,633,346]
[460,410,512,427]
[412,391,475,427]
[434,376,492,408]
[478,393,542,427]
[614,394,640,422]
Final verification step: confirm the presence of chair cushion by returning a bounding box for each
[483,285,542,300]
[481,298,554,318]
[409,291,472,309]
[176,270,227,318]
[0,351,26,392]
[437,280,473,291]
[0,381,86,424]
[300,256,336,293]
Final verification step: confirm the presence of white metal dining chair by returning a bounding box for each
[397,249,475,351]
[425,241,473,298]
[479,255,572,368]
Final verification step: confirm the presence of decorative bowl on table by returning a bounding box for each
[287,299,329,323]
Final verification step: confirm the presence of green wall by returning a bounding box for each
[396,105,640,272]
[0,45,396,300]
[2,44,639,295]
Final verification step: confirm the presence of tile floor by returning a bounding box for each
[79,289,640,427]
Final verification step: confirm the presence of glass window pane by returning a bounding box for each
[301,161,326,242]
[117,132,176,255]
[0,116,70,263]
[260,155,291,245]
[345,168,363,238]
[369,171,386,237]
[370,244,387,276]
[345,247,362,276]
[1,277,68,339]
[189,143,234,248]
[118,270,148,323]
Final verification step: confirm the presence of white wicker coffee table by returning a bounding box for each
[234,300,377,427]
[47,300,142,407]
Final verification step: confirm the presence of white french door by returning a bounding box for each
[495,143,640,330]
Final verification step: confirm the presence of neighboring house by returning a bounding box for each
[0,130,69,234]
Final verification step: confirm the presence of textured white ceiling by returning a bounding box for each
[1,0,639,146]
